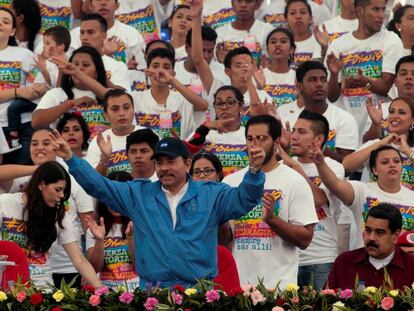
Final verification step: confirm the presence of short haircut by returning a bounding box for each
[102,89,134,112]
[395,55,414,73]
[126,128,159,152]
[354,0,372,7]
[245,115,282,141]
[284,0,312,18]
[366,203,402,233]
[145,39,175,58]
[213,85,244,106]
[81,13,108,32]
[185,25,218,46]
[296,61,328,83]
[224,46,253,69]
[147,47,176,69]
[298,110,330,147]
[44,26,71,52]
[368,145,402,177]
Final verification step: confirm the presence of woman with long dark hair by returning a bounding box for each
[0,161,101,288]
[388,5,414,56]
[32,46,110,137]
[168,5,192,62]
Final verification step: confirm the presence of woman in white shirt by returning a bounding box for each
[168,5,192,63]
[388,5,414,56]
[0,161,100,289]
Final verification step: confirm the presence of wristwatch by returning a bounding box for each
[409,151,414,164]
[249,165,261,174]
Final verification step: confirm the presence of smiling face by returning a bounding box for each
[387,98,414,136]
[39,179,66,208]
[30,130,56,165]
[0,9,15,44]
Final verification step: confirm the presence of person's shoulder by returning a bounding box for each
[324,156,344,172]
[329,31,353,47]
[9,46,34,58]
[222,167,249,186]
[335,247,366,263]
[327,104,357,122]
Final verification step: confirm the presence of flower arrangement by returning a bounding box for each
[1,278,414,310]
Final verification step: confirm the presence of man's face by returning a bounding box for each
[80,20,106,50]
[127,142,154,172]
[43,35,64,58]
[357,0,386,34]
[246,123,277,165]
[225,54,254,87]
[91,0,118,21]
[395,62,414,99]
[147,56,174,86]
[363,216,400,259]
[104,94,135,132]
[291,119,318,157]
[155,156,191,189]
[232,0,259,21]
[298,69,328,104]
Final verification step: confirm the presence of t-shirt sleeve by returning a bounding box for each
[85,228,95,251]
[382,33,404,74]
[348,180,366,213]
[109,61,130,90]
[57,212,79,245]
[335,112,359,150]
[288,175,319,225]
[70,177,94,214]
[84,136,101,168]
[35,88,67,111]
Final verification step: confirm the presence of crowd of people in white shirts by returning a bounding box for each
[0,0,413,292]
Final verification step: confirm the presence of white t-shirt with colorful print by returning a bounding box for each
[38,0,72,33]
[262,68,297,108]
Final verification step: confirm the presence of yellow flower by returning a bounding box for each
[53,290,64,302]
[184,288,197,296]
[285,284,299,292]
[116,286,127,293]
[389,289,398,297]
[0,291,7,302]
[332,301,345,311]
[365,286,377,294]
[70,288,78,294]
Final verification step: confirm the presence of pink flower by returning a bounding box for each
[205,289,220,303]
[241,284,256,297]
[251,290,266,306]
[171,292,183,305]
[381,297,394,310]
[16,291,27,302]
[89,294,101,307]
[95,286,109,296]
[339,289,353,299]
[291,296,299,304]
[144,297,159,311]
[321,289,337,296]
[119,292,134,304]
[272,307,285,311]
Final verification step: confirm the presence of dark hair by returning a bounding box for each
[395,54,414,73]
[368,145,402,178]
[296,61,328,83]
[147,47,176,69]
[298,110,330,147]
[24,161,71,253]
[284,0,313,18]
[265,28,296,64]
[31,127,53,139]
[366,203,402,233]
[96,171,132,238]
[213,85,244,106]
[185,25,218,47]
[245,115,282,141]
[224,46,253,69]
[190,152,224,181]
[0,7,17,46]
[102,88,134,112]
[12,0,41,52]
[169,5,191,38]
[44,26,71,52]
[126,128,159,152]
[61,46,107,100]
[388,97,414,146]
[81,13,108,32]
[145,39,175,58]
[56,112,91,150]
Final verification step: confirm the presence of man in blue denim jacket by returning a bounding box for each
[50,125,266,289]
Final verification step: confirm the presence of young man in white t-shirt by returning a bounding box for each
[223,115,318,288]
[85,89,144,175]
[71,0,146,69]
[284,110,344,289]
[326,0,404,140]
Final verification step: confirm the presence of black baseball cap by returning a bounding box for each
[151,137,189,159]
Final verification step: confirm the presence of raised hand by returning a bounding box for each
[280,121,292,149]
[125,221,134,239]
[190,0,203,17]
[397,134,412,157]
[103,36,123,56]
[366,96,383,125]
[262,192,277,223]
[309,141,325,165]
[96,131,112,158]
[86,215,106,242]
[73,96,95,108]
[49,129,73,161]
[345,69,369,88]
[50,56,77,76]
[253,66,266,90]
[326,53,343,75]
[313,24,330,49]
[145,69,174,84]
[204,118,235,133]
[248,136,266,171]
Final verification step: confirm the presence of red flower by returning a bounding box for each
[276,298,286,305]
[29,292,43,305]
[173,284,185,293]
[184,309,191,311]
[82,285,96,293]
[51,308,63,311]
[228,287,244,296]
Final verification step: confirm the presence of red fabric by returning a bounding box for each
[214,245,241,293]
[0,241,30,290]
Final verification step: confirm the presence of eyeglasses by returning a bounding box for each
[192,168,217,177]
[214,99,240,109]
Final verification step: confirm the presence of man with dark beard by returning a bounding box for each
[223,115,318,289]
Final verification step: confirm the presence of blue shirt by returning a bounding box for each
[66,156,265,288]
